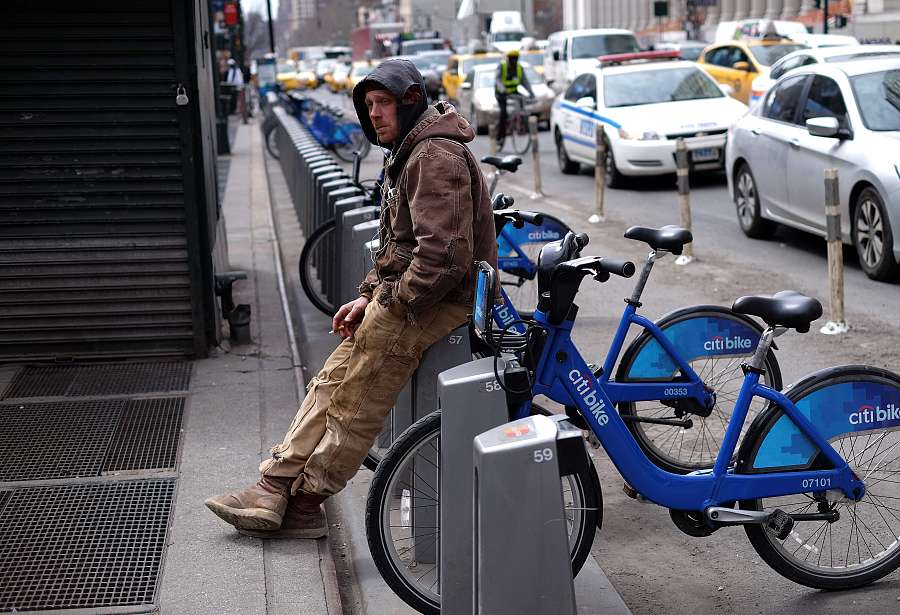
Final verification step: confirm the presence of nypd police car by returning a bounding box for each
[551,51,748,188]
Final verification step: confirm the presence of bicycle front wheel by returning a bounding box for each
[510,114,532,156]
[738,365,900,589]
[333,123,370,162]
[365,408,600,614]
[298,219,337,317]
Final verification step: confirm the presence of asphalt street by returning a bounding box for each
[320,89,900,614]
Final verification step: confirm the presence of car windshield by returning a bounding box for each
[748,44,807,66]
[278,63,294,73]
[851,69,900,131]
[352,65,373,77]
[571,34,640,59]
[522,51,545,65]
[604,67,723,107]
[678,46,704,61]
[474,64,542,89]
[494,32,524,42]
[462,56,501,73]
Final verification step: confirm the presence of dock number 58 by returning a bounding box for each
[533,448,554,463]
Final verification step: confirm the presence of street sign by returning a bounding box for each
[224,1,238,26]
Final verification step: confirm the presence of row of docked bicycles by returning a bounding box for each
[265,92,370,163]
[298,151,900,615]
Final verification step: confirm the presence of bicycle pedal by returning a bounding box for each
[765,508,794,540]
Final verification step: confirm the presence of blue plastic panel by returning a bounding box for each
[628,316,761,379]
[753,380,900,470]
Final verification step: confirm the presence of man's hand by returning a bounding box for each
[332,296,370,339]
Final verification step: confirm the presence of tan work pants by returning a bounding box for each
[259,295,469,497]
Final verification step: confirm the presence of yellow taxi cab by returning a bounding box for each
[295,60,319,89]
[276,59,300,91]
[697,38,806,104]
[327,62,351,93]
[520,49,546,75]
[347,61,378,93]
[442,51,503,104]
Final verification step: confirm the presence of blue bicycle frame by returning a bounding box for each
[513,307,866,511]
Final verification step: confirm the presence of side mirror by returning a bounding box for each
[461,82,472,91]
[806,116,841,139]
[732,61,751,72]
[575,96,594,109]
[552,50,560,61]
[719,83,734,96]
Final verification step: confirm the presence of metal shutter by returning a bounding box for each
[0,1,209,360]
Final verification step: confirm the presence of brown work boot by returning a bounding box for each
[204,475,292,531]
[238,492,329,539]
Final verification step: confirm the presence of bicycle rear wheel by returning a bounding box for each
[738,366,900,589]
[510,113,532,155]
[616,307,782,474]
[365,407,600,614]
[298,219,337,317]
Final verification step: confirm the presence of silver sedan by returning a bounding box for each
[726,58,900,281]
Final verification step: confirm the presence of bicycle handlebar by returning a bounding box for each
[557,256,635,281]
[494,208,545,230]
[491,193,514,210]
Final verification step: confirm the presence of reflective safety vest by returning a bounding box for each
[500,61,523,94]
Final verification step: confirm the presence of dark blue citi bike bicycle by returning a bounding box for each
[366,235,900,613]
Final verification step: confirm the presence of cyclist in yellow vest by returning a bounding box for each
[494,49,534,147]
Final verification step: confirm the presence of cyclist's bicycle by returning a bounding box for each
[367,249,900,613]
[497,92,534,156]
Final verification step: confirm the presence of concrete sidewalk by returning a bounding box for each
[157,119,342,615]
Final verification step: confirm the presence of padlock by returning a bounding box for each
[175,85,189,106]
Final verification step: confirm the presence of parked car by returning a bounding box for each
[545,28,641,92]
[457,62,554,134]
[698,38,807,104]
[551,51,747,187]
[726,58,900,281]
[443,51,504,104]
[748,44,900,106]
[655,41,708,62]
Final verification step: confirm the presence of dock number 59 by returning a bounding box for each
[533,448,554,463]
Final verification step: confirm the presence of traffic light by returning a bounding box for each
[834,14,848,28]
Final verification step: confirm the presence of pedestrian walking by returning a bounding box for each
[224,58,244,115]
[205,59,497,539]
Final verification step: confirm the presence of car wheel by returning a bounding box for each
[555,129,579,175]
[734,163,775,239]
[604,139,626,189]
[853,187,899,281]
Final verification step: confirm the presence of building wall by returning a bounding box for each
[561,0,899,41]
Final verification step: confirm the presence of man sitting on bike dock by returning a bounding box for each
[494,49,534,148]
[205,58,498,539]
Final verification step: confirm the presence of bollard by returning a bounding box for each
[488,123,498,155]
[674,138,694,265]
[589,124,605,224]
[528,115,543,199]
[820,168,849,335]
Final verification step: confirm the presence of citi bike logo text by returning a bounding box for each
[569,370,609,426]
[496,302,516,328]
[527,230,561,241]
[849,404,900,426]
[703,335,753,352]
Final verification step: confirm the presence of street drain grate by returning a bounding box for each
[0,398,184,482]
[104,397,184,474]
[1,361,192,399]
[0,479,174,611]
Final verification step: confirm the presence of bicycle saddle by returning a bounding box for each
[624,225,692,255]
[480,155,522,173]
[732,291,823,333]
